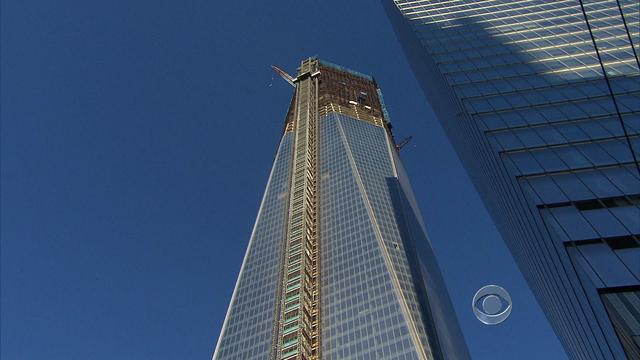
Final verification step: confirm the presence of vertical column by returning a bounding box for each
[274,59,320,360]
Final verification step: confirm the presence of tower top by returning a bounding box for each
[282,57,392,135]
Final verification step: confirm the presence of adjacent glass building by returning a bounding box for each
[384,1,639,358]
[211,58,468,360]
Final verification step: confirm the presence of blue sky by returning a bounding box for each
[2,0,566,358]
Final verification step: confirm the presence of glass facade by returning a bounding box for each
[212,133,294,360]
[212,58,468,360]
[320,113,432,360]
[384,0,639,358]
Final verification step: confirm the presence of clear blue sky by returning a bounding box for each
[2,0,567,359]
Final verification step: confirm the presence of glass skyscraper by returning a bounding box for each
[211,58,468,360]
[384,1,639,358]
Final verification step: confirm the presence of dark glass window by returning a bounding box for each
[557,123,588,142]
[550,206,599,240]
[528,176,568,204]
[577,243,637,286]
[554,172,594,201]
[534,149,568,172]
[537,126,566,145]
[601,117,625,136]
[610,207,640,234]
[577,143,615,166]
[508,151,543,175]
[602,140,633,162]
[520,108,547,125]
[522,180,543,204]
[554,147,591,168]
[540,209,571,242]
[502,111,527,127]
[581,208,629,238]
[495,132,523,150]
[580,121,610,139]
[517,128,546,147]
[577,171,622,198]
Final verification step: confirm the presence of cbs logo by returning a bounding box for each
[472,285,512,325]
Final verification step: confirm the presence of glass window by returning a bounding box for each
[495,132,523,150]
[578,243,637,287]
[622,114,640,134]
[527,176,568,204]
[577,171,621,198]
[502,111,527,127]
[533,149,568,172]
[469,99,493,113]
[539,106,564,122]
[550,206,599,240]
[502,156,521,175]
[579,121,610,139]
[602,167,640,195]
[508,151,543,175]
[554,172,594,201]
[581,208,629,237]
[610,206,640,234]
[602,140,633,163]
[563,86,587,100]
[516,128,546,147]
[477,82,496,94]
[509,77,529,91]
[566,247,605,288]
[493,79,515,93]
[554,147,592,169]
[557,123,588,142]
[577,143,615,166]
[480,115,506,130]
[558,103,587,120]
[522,180,543,204]
[618,93,640,112]
[487,96,512,111]
[633,139,640,159]
[536,126,566,145]
[579,101,608,117]
[487,136,503,152]
[613,248,640,279]
[509,94,531,108]
[459,85,479,98]
[520,108,547,125]
[540,209,571,243]
[600,117,625,136]
[544,89,567,103]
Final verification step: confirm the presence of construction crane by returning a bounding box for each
[271,65,296,87]
[395,136,413,151]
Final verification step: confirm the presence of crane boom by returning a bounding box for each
[395,136,413,151]
[271,65,296,87]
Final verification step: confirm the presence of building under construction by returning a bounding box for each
[212,57,468,360]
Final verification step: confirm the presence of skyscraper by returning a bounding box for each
[384,1,639,358]
[211,58,468,360]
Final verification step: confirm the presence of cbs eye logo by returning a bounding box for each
[472,285,512,325]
